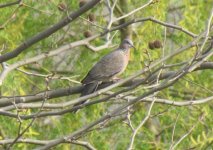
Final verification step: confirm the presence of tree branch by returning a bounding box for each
[0,0,101,63]
[0,0,21,8]
[0,61,212,108]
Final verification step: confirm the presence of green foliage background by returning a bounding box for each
[0,0,212,149]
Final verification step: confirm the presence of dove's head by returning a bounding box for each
[120,38,135,50]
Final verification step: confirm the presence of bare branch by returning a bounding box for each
[188,8,213,72]
[6,79,50,150]
[68,140,97,150]
[127,96,156,150]
[0,0,101,63]
[108,17,198,38]
[0,61,212,109]
[0,139,49,145]
[0,35,99,85]
[170,113,205,150]
[113,0,153,22]
[0,15,203,85]
[169,114,180,150]
[0,0,21,8]
[0,139,96,150]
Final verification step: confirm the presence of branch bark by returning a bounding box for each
[0,0,21,8]
[0,0,101,63]
[0,61,212,108]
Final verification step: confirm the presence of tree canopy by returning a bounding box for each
[0,0,213,149]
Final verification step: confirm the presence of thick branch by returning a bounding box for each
[0,86,83,107]
[107,17,198,37]
[0,0,21,8]
[0,61,212,108]
[0,139,96,150]
[0,0,101,63]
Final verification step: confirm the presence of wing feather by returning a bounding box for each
[82,50,126,84]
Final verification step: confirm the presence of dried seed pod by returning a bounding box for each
[148,41,155,50]
[153,40,162,48]
[79,0,87,8]
[88,14,96,22]
[58,3,67,11]
[84,30,92,38]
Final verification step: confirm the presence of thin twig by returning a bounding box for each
[113,0,153,22]
[127,96,156,150]
[0,0,21,8]
[169,114,180,150]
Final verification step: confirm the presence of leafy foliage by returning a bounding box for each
[0,0,212,149]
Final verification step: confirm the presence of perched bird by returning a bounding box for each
[73,38,135,110]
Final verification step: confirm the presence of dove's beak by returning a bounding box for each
[131,44,136,50]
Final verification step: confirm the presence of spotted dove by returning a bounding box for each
[74,38,135,110]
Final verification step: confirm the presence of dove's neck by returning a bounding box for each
[118,44,130,59]
[117,48,130,61]
[120,48,130,54]
[119,43,130,52]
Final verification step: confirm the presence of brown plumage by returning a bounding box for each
[73,38,135,111]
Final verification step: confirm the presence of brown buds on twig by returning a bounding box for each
[84,30,92,38]
[88,14,96,22]
[58,3,67,12]
[148,40,162,50]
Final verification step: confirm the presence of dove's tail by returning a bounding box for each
[73,82,99,113]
